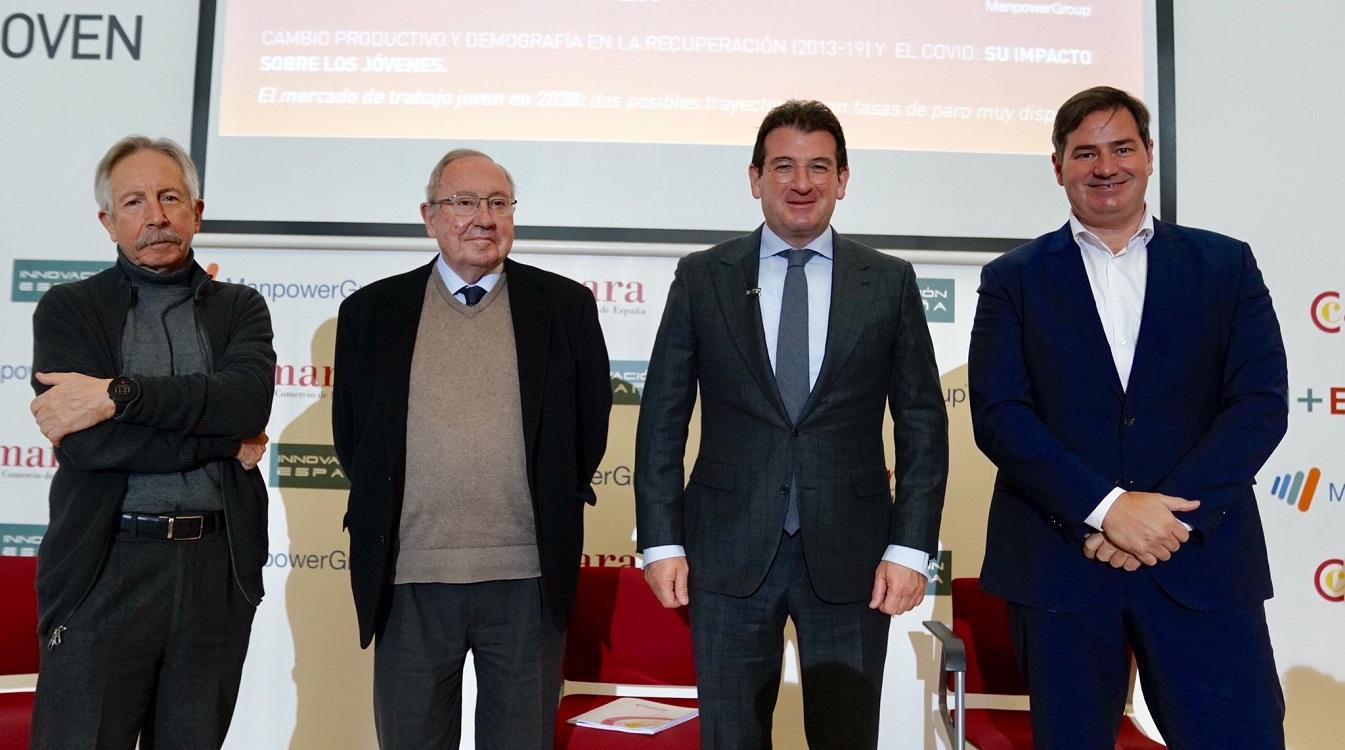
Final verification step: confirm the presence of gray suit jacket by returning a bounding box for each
[635,228,948,603]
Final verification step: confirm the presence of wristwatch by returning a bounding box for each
[107,376,140,417]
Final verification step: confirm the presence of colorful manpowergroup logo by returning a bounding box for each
[917,278,955,323]
[1311,290,1340,334]
[270,443,348,490]
[1316,559,1345,603]
[1268,467,1343,512]
[11,259,109,302]
[0,523,45,557]
[611,360,648,405]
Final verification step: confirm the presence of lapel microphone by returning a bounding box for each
[745,287,761,297]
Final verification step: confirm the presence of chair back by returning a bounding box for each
[562,565,696,686]
[951,577,1029,696]
[0,556,39,676]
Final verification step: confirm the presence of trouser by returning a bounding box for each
[30,531,256,750]
[689,532,891,750]
[1010,569,1284,750]
[373,577,566,749]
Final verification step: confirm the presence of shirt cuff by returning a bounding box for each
[641,545,686,565]
[1086,488,1195,533]
[1086,487,1128,531]
[882,545,931,580]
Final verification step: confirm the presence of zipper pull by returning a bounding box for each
[47,625,66,651]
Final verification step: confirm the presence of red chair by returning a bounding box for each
[924,578,1164,750]
[554,565,699,748]
[0,555,39,750]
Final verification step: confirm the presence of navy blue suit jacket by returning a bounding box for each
[969,220,1288,612]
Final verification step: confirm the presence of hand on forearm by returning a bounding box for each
[235,433,269,470]
[1100,491,1200,565]
[31,372,114,446]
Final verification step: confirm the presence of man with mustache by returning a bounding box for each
[969,86,1288,748]
[333,149,611,748]
[27,135,275,749]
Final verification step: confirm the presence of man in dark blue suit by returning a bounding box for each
[969,86,1287,749]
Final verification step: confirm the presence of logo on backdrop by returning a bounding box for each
[918,278,955,323]
[264,548,348,572]
[204,262,361,303]
[610,360,648,405]
[1294,387,1344,415]
[1315,559,1344,603]
[926,550,952,596]
[1267,467,1343,512]
[582,278,647,318]
[11,259,109,302]
[0,443,58,480]
[0,13,142,60]
[270,443,348,490]
[0,523,45,557]
[592,464,632,487]
[1311,291,1340,334]
[944,384,967,409]
[275,362,334,400]
[581,552,636,568]
[0,363,32,387]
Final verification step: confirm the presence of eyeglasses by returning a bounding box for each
[428,194,518,217]
[765,161,838,185]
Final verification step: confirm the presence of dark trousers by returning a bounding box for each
[1010,569,1285,750]
[689,532,891,750]
[373,577,565,749]
[30,533,256,750]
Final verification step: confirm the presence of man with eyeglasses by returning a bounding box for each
[635,100,948,748]
[333,149,611,748]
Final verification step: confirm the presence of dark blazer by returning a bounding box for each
[333,258,611,647]
[635,228,948,603]
[30,260,274,637]
[969,220,1288,612]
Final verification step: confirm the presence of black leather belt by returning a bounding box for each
[118,511,223,541]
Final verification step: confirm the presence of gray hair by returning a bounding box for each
[94,135,201,212]
[425,148,516,203]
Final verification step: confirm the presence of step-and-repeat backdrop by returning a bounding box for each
[1,2,1338,747]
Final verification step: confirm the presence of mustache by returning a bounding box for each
[137,229,183,249]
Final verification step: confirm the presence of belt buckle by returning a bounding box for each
[166,514,205,541]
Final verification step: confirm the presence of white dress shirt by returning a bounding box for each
[435,255,502,303]
[644,225,932,579]
[1069,213,1161,530]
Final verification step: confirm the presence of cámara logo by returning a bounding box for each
[270,443,348,490]
[583,278,647,318]
[1316,559,1344,602]
[918,278,956,323]
[0,443,58,480]
[11,259,109,301]
[1311,291,1340,334]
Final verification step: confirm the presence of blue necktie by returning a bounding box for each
[776,248,813,535]
[458,285,487,306]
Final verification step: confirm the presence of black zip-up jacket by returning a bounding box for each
[30,257,275,639]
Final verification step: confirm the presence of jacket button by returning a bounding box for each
[792,428,800,437]
[1123,416,1136,427]
[778,485,789,495]
[378,534,386,545]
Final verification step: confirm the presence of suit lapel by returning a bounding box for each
[380,259,436,474]
[710,229,786,418]
[804,233,876,416]
[504,259,550,457]
[1126,221,1183,400]
[1042,224,1125,400]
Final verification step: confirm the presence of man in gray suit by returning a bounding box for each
[635,100,948,749]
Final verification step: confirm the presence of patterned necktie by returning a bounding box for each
[776,248,813,535]
[458,285,487,306]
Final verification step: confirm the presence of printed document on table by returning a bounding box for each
[568,697,698,735]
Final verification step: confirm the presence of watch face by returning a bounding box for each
[109,377,136,401]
